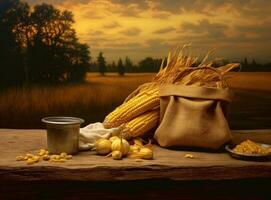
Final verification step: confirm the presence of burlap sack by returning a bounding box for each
[154,84,233,149]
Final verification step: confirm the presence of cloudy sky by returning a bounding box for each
[25,0,271,63]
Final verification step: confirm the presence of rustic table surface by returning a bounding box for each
[0,129,271,200]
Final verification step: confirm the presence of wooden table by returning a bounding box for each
[0,129,271,199]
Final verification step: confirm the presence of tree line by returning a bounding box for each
[240,58,271,72]
[91,52,162,75]
[92,54,271,75]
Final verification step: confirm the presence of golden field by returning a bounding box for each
[0,72,270,129]
[225,72,271,92]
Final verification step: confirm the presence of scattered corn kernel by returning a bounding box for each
[184,154,195,159]
[60,152,67,158]
[27,159,35,165]
[16,155,25,161]
[39,149,47,156]
[32,156,40,162]
[16,151,71,164]
[59,158,66,162]
[66,155,72,159]
[42,155,50,161]
[26,154,34,158]
[51,155,60,160]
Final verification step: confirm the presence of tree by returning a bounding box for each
[117,58,125,75]
[251,59,257,66]
[138,57,162,72]
[97,52,106,75]
[28,3,90,83]
[243,58,248,66]
[0,1,91,86]
[0,0,30,87]
[111,61,117,72]
[89,61,98,72]
[241,57,249,71]
[68,43,90,82]
[124,56,133,72]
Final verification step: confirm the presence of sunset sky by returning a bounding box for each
[25,0,271,63]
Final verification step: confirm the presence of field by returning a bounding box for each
[0,72,270,129]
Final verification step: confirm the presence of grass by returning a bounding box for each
[0,73,154,128]
[225,72,271,92]
[0,72,270,129]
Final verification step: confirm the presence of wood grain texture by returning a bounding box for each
[0,129,271,181]
[1,179,271,200]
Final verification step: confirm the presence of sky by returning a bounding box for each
[25,0,271,63]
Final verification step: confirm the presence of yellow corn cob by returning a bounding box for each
[103,87,159,128]
[122,110,159,138]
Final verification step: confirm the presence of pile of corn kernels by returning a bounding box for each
[16,149,72,165]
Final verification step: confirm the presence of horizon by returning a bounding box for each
[23,0,271,64]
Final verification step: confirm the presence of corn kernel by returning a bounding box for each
[27,159,35,165]
[60,152,67,158]
[16,155,24,161]
[26,154,34,158]
[32,156,40,162]
[42,155,50,161]
[39,149,46,156]
[184,154,194,159]
[50,155,58,159]
[49,158,58,162]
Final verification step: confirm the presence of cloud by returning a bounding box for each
[81,7,108,19]
[234,0,271,18]
[140,0,271,19]
[103,21,120,29]
[111,0,148,9]
[103,42,143,49]
[120,27,141,36]
[232,21,271,43]
[236,21,271,35]
[87,29,105,36]
[26,0,90,6]
[146,0,183,13]
[113,3,143,17]
[93,0,149,18]
[26,0,271,19]
[24,0,271,62]
[153,26,176,34]
[180,19,228,38]
[145,39,172,52]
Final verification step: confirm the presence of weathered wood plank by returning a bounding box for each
[0,129,270,181]
[1,179,271,200]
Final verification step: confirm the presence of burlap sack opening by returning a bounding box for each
[154,85,233,149]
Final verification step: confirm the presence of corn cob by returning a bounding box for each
[103,87,159,128]
[122,110,159,138]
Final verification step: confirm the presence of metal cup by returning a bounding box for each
[42,116,84,155]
